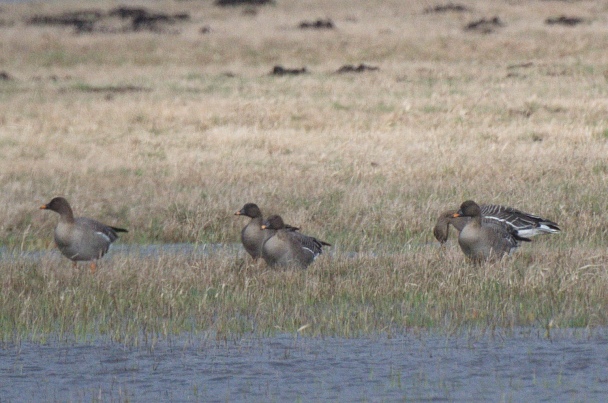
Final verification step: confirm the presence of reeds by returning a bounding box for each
[0,0,607,341]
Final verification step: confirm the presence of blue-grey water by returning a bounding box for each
[1,329,607,402]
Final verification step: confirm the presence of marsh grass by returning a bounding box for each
[1,245,607,343]
[0,0,607,341]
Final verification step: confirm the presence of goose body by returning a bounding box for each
[40,197,127,269]
[261,215,330,269]
[235,203,268,260]
[453,200,525,262]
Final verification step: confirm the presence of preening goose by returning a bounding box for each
[434,204,560,244]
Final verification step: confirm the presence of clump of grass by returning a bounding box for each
[595,128,608,140]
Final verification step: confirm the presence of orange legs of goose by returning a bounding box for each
[70,261,97,274]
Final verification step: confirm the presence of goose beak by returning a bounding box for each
[234,211,241,215]
[261,225,267,230]
[452,212,462,218]
[40,204,48,210]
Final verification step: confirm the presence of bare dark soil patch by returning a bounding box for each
[298,19,334,30]
[335,64,379,74]
[0,71,13,81]
[507,62,534,69]
[68,85,151,94]
[215,0,274,6]
[26,7,190,34]
[465,16,503,33]
[424,3,470,14]
[26,10,103,32]
[270,66,308,76]
[545,16,585,26]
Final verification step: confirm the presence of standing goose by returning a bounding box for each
[235,203,299,261]
[260,215,330,269]
[40,197,127,272]
[434,204,560,244]
[235,203,267,260]
[452,200,526,262]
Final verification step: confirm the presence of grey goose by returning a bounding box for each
[40,197,127,272]
[434,204,560,244]
[452,200,527,262]
[260,215,330,269]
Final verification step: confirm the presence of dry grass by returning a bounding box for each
[0,0,607,340]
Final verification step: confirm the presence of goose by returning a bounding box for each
[452,200,526,262]
[260,215,330,269]
[434,204,560,244]
[40,197,127,272]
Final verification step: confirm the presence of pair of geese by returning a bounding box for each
[39,197,561,271]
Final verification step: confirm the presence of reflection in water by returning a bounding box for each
[1,329,607,401]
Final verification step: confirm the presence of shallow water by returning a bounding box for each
[1,329,607,402]
[0,242,427,263]
[0,243,240,261]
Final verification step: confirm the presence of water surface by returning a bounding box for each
[0,242,427,263]
[1,329,606,402]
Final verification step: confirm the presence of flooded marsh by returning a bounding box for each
[0,244,607,343]
[1,0,608,400]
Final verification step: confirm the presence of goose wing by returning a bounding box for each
[483,220,522,252]
[481,205,560,236]
[291,232,330,258]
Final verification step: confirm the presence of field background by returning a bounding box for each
[0,0,607,339]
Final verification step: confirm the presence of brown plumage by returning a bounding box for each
[40,197,127,272]
[260,215,330,269]
[235,203,269,260]
[235,203,299,261]
[452,200,525,262]
[433,210,469,244]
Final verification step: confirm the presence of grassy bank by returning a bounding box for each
[0,0,607,340]
[1,244,607,344]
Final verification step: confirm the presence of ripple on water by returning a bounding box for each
[1,329,607,401]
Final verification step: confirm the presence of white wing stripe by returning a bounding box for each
[95,231,112,243]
